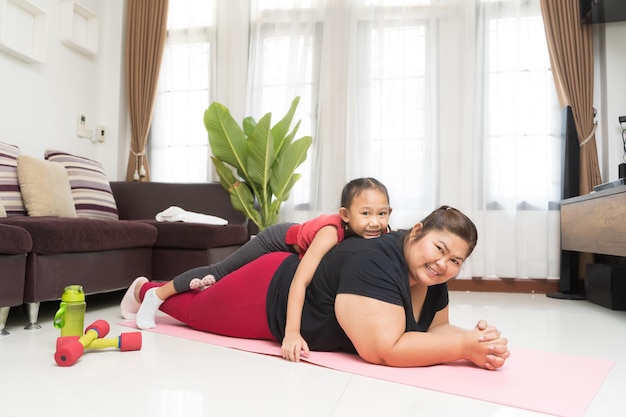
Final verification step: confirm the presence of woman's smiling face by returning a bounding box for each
[403,224,469,287]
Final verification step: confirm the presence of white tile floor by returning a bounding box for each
[1,291,625,417]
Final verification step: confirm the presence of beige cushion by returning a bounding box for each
[0,197,6,218]
[17,155,77,217]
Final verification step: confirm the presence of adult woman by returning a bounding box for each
[126,206,509,369]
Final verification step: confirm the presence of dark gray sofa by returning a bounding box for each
[0,224,32,335]
[109,181,251,281]
[0,182,251,332]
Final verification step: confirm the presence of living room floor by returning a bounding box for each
[1,290,625,417]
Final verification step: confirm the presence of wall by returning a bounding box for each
[594,21,626,183]
[0,0,127,180]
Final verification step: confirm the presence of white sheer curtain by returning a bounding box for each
[248,0,443,227]
[470,0,561,279]
[150,0,562,279]
[346,1,444,228]
[247,0,323,221]
[150,0,216,182]
[246,0,560,279]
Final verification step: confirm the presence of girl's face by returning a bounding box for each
[404,223,469,287]
[339,188,391,239]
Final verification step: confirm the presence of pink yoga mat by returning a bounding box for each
[120,316,613,417]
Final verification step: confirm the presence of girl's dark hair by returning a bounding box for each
[340,177,390,208]
[415,205,478,257]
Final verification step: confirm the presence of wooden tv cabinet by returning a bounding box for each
[561,185,626,257]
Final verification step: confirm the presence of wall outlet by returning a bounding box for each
[92,125,106,143]
[619,115,626,124]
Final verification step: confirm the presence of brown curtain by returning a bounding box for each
[540,0,601,194]
[124,0,169,182]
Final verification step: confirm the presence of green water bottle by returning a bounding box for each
[53,285,86,337]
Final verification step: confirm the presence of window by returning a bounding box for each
[248,1,438,225]
[479,0,561,210]
[471,0,562,279]
[150,0,215,182]
[354,17,437,226]
[247,4,323,211]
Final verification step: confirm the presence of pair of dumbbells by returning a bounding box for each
[54,320,142,367]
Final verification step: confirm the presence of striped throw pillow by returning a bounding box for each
[0,142,26,216]
[44,149,119,220]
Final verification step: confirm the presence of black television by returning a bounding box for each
[581,0,626,24]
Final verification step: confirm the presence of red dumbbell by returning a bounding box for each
[54,320,109,367]
[57,332,142,352]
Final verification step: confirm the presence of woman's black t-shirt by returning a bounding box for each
[266,231,449,353]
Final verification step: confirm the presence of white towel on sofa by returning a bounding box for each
[155,206,228,225]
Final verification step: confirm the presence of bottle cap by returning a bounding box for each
[61,285,85,303]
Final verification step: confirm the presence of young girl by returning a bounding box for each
[121,177,392,359]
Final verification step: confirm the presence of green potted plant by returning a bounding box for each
[204,96,312,231]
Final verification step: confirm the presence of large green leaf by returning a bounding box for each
[272,96,300,151]
[211,157,261,226]
[275,120,300,157]
[246,113,274,205]
[228,182,261,228]
[204,103,248,176]
[273,173,301,204]
[270,136,312,203]
[243,116,257,138]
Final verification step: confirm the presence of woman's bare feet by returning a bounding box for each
[189,274,216,290]
[120,276,148,319]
